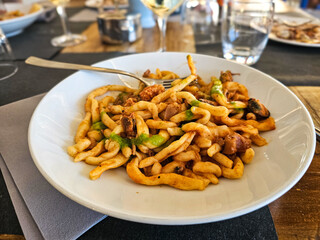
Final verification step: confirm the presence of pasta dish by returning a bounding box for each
[0,4,41,21]
[67,55,275,190]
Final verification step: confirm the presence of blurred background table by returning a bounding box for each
[0,0,319,239]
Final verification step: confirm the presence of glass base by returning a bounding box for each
[0,63,18,81]
[223,48,262,66]
[51,33,87,47]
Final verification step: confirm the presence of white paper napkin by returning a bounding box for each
[0,94,106,240]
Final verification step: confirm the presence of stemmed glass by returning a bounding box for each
[50,0,87,47]
[0,27,18,81]
[140,0,185,51]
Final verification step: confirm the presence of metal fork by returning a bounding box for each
[25,56,177,89]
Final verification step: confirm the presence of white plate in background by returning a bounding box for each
[270,16,320,47]
[0,3,43,37]
[28,52,316,225]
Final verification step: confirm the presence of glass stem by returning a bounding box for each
[56,5,70,36]
[157,16,168,52]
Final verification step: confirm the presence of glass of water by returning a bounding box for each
[181,0,221,44]
[221,0,274,65]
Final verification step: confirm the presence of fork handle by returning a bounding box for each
[25,56,151,86]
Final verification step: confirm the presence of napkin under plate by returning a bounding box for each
[0,94,106,240]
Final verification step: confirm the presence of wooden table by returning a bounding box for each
[61,21,196,53]
[62,20,320,240]
[269,87,320,240]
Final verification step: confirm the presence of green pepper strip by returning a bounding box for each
[210,78,224,96]
[110,133,131,149]
[147,135,166,147]
[132,133,166,147]
[92,121,107,130]
[110,133,167,149]
[190,100,200,107]
[185,109,194,121]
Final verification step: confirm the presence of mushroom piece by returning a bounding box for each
[247,98,270,119]
[159,103,181,121]
[121,113,136,138]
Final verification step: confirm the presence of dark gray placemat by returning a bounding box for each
[0,52,127,106]
[196,39,320,86]
[0,154,43,239]
[80,207,277,240]
[0,168,23,235]
[9,8,93,60]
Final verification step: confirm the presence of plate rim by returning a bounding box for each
[27,52,316,225]
[269,32,320,47]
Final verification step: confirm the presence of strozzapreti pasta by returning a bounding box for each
[67,55,275,190]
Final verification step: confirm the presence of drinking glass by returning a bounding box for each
[50,0,87,47]
[181,0,220,44]
[0,0,6,15]
[140,0,185,51]
[221,0,274,65]
[129,0,156,28]
[0,27,18,81]
[286,0,301,8]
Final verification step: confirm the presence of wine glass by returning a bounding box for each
[0,27,18,81]
[140,0,185,52]
[50,0,87,47]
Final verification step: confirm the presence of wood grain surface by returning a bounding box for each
[0,235,25,240]
[269,87,320,240]
[289,87,320,129]
[62,21,195,53]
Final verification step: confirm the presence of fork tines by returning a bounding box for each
[162,80,174,89]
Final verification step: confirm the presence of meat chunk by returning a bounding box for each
[139,84,165,101]
[124,97,138,107]
[223,132,251,155]
[142,69,151,78]
[213,137,225,146]
[114,92,139,106]
[247,98,270,119]
[159,103,181,120]
[219,70,234,83]
[219,71,240,83]
[121,113,136,138]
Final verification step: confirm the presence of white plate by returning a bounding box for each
[269,33,320,47]
[270,16,320,47]
[28,52,316,225]
[0,3,43,37]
